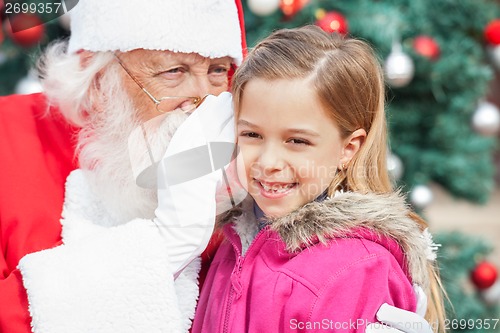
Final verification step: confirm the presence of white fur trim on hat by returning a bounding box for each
[68,0,243,65]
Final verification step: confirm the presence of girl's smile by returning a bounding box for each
[254,179,298,199]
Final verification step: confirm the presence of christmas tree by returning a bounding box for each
[243,0,500,331]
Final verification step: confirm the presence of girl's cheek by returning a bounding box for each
[235,151,250,191]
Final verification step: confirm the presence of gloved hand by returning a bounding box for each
[154,92,236,278]
[366,285,433,333]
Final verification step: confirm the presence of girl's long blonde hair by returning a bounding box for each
[232,25,446,332]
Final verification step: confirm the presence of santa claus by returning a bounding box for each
[0,0,434,332]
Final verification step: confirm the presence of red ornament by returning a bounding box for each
[280,0,310,19]
[485,19,500,45]
[7,14,45,47]
[315,10,348,35]
[413,35,440,61]
[471,261,498,290]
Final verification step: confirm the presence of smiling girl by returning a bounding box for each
[192,26,445,333]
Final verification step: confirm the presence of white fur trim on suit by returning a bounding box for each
[68,0,243,65]
[18,170,200,333]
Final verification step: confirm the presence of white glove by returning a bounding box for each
[366,285,433,333]
[154,92,236,278]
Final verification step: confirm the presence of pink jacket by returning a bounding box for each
[192,192,431,332]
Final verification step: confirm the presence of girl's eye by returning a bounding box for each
[288,138,310,145]
[239,132,261,139]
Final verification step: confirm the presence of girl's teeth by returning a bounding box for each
[260,182,294,193]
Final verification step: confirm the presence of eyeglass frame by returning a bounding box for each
[114,53,205,114]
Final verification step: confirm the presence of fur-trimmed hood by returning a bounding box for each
[220,191,433,290]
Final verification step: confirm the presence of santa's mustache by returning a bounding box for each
[128,110,189,189]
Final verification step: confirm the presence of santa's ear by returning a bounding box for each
[76,51,106,114]
[77,50,95,69]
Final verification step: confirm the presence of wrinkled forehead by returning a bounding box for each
[117,49,233,68]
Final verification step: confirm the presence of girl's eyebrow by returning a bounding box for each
[237,119,259,128]
[287,128,320,137]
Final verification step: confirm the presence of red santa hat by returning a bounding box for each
[67,0,247,65]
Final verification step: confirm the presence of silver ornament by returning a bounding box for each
[481,280,500,306]
[248,0,280,16]
[410,184,433,209]
[487,45,500,71]
[387,152,404,181]
[472,101,500,136]
[59,13,71,31]
[384,42,414,88]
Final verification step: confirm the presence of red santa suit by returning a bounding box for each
[0,93,76,333]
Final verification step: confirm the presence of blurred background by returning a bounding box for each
[1,0,500,330]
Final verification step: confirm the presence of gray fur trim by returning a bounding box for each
[231,196,259,255]
[268,191,430,288]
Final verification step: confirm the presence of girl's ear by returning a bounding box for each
[339,128,366,167]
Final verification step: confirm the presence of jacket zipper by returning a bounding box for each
[222,287,234,333]
[222,225,270,333]
[223,256,243,333]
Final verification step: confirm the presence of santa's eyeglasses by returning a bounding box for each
[114,53,205,114]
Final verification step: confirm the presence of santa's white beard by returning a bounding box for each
[77,90,188,225]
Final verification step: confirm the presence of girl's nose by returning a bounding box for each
[258,143,286,174]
